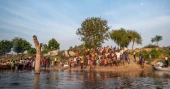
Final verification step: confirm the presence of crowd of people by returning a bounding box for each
[67,46,141,70]
[1,46,169,71]
[0,56,52,71]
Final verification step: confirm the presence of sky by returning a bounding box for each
[0,0,170,50]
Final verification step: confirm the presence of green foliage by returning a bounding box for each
[76,17,110,48]
[110,28,130,47]
[151,35,162,46]
[127,30,142,50]
[110,28,142,48]
[28,48,36,54]
[12,37,31,53]
[136,48,161,61]
[0,40,13,55]
[150,49,161,59]
[41,44,49,54]
[143,44,158,48]
[48,38,60,51]
[68,46,73,51]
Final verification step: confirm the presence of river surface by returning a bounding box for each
[0,69,170,89]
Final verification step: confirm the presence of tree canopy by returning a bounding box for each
[28,48,36,54]
[0,40,13,55]
[110,28,142,49]
[127,30,142,50]
[48,38,60,51]
[110,28,130,47]
[151,35,162,46]
[76,17,110,48]
[12,37,31,54]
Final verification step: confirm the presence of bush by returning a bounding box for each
[136,48,161,61]
[149,48,161,59]
[143,44,158,48]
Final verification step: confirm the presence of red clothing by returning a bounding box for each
[44,59,47,64]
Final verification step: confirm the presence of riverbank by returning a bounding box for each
[67,63,153,72]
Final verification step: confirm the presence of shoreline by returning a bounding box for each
[40,64,153,72]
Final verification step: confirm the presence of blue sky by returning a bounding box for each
[0,0,170,50]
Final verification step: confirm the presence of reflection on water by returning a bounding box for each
[0,69,170,89]
[34,74,40,89]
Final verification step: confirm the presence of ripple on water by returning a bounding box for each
[0,70,170,89]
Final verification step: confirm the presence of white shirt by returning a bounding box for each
[74,57,77,61]
[116,52,120,58]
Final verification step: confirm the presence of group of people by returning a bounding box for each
[0,57,35,71]
[68,46,135,70]
[40,57,51,69]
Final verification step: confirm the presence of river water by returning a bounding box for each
[0,69,170,89]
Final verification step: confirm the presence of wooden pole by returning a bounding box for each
[33,35,42,74]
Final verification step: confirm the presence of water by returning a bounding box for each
[0,69,170,89]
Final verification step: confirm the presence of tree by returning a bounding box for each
[28,48,36,54]
[110,28,130,47]
[48,38,60,51]
[12,37,31,54]
[127,30,142,50]
[76,17,110,48]
[151,35,162,46]
[110,28,142,50]
[0,40,13,55]
[68,46,73,51]
[41,43,49,54]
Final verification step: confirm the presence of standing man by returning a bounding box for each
[133,51,136,62]
[126,52,130,64]
[149,54,152,63]
[74,56,77,67]
[165,56,169,67]
[54,57,57,66]
[122,52,126,66]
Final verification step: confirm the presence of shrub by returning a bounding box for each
[136,48,161,61]
[143,44,158,48]
[149,48,160,59]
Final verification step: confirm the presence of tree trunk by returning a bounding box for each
[157,41,159,46]
[132,40,135,50]
[33,35,42,74]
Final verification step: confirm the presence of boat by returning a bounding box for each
[154,66,170,72]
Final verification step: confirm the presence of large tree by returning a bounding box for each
[76,17,110,48]
[127,30,142,50]
[110,28,142,49]
[48,38,60,51]
[110,28,130,47]
[12,37,31,54]
[151,35,162,46]
[0,40,13,55]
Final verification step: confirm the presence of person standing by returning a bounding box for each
[74,56,77,67]
[11,60,15,71]
[122,52,126,66]
[126,52,130,64]
[44,58,47,69]
[141,56,145,68]
[165,56,169,67]
[80,58,84,70]
[133,51,136,62]
[149,54,152,63]
[116,51,121,66]
[47,57,51,68]
[54,57,57,66]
